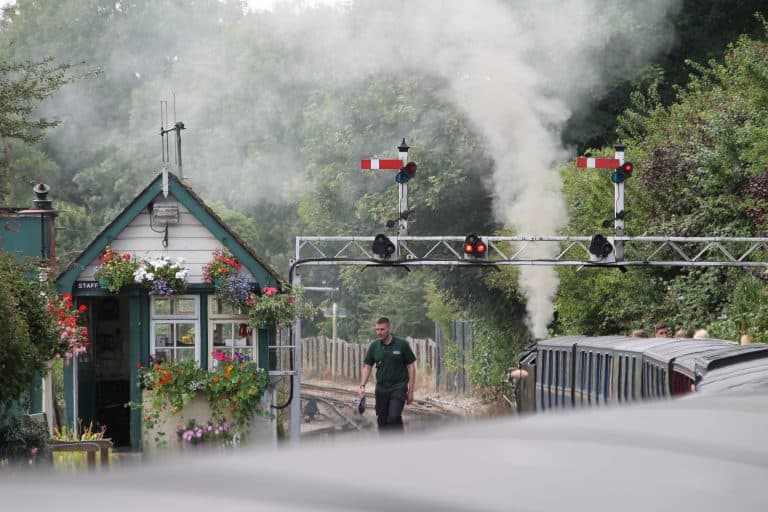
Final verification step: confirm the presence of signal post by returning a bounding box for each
[576,142,633,261]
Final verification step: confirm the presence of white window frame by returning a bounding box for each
[207,296,258,370]
[150,295,200,363]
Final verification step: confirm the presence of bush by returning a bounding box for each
[0,252,60,418]
[0,417,50,466]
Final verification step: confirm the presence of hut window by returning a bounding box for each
[208,296,258,368]
[150,295,200,363]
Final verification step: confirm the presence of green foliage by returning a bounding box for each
[246,284,316,328]
[558,27,768,342]
[468,320,527,399]
[93,246,140,293]
[0,252,60,416]
[0,416,50,466]
[137,351,269,444]
[206,354,270,434]
[0,55,94,201]
[715,276,768,341]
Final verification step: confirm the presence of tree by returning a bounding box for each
[0,56,88,200]
[556,24,768,341]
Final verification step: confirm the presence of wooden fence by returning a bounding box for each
[301,336,438,393]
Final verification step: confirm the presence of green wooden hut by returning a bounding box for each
[56,171,282,450]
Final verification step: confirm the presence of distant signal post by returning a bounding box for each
[362,139,415,235]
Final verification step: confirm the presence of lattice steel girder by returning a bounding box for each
[294,235,768,267]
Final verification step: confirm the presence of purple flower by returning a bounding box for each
[150,278,175,296]
[216,273,252,306]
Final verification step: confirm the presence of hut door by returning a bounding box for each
[90,297,131,446]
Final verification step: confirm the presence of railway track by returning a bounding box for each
[300,381,458,438]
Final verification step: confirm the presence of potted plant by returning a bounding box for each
[176,418,232,447]
[136,350,269,449]
[203,249,251,307]
[94,246,140,293]
[246,284,316,328]
[134,255,189,296]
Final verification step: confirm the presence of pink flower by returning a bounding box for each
[30,447,39,455]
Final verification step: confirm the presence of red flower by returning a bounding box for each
[78,304,88,313]
[136,363,142,369]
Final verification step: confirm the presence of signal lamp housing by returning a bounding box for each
[611,162,633,184]
[371,234,396,260]
[463,234,488,258]
[395,162,417,184]
[588,234,614,260]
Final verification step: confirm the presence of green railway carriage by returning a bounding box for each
[525,335,768,413]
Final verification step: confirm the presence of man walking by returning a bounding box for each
[358,317,416,432]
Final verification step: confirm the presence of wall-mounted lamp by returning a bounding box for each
[151,202,180,225]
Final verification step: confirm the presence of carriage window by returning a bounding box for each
[655,367,662,397]
[588,353,594,404]
[595,354,602,404]
[554,351,560,405]
[617,357,624,402]
[604,355,612,401]
[538,350,545,408]
[630,358,637,400]
[574,352,587,404]
[561,352,569,406]
[547,350,554,408]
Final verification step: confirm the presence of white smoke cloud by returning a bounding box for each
[250,0,680,336]
[27,0,680,336]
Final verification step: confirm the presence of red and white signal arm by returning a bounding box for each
[361,159,404,171]
[577,157,620,169]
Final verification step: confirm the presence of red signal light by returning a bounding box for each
[463,234,487,258]
[611,162,634,184]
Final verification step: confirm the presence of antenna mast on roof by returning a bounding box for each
[160,94,186,181]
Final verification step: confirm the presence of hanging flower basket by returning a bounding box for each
[203,249,251,307]
[246,284,317,328]
[134,255,189,296]
[94,246,140,293]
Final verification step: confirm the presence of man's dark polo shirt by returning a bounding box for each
[364,336,416,393]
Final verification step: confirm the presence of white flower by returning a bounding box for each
[175,271,186,279]
[176,257,185,264]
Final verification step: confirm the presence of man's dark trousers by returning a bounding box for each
[375,388,406,432]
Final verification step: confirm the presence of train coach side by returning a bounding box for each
[529,335,768,413]
[535,336,579,410]
[536,336,668,411]
[642,339,734,399]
